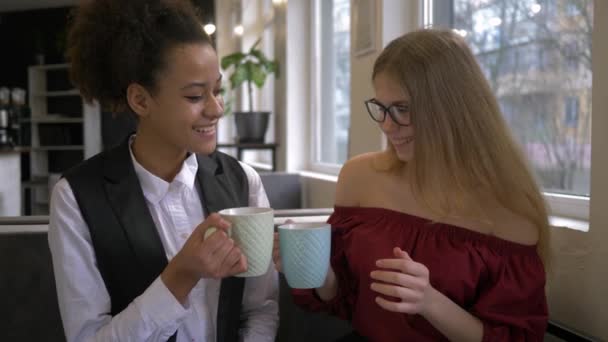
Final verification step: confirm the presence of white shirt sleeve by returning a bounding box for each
[48,178,189,342]
[238,163,279,342]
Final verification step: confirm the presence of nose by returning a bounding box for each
[380,113,400,133]
[204,94,224,119]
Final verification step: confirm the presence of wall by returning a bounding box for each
[0,7,72,88]
[545,1,608,339]
[303,1,608,340]
[304,0,420,208]
[215,0,239,144]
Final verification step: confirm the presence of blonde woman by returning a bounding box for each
[275,29,549,341]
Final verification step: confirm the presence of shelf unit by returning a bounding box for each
[25,63,101,215]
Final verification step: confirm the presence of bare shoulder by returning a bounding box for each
[335,152,381,206]
[488,206,540,246]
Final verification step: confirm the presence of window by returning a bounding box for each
[311,0,351,171]
[441,0,593,207]
[563,41,579,72]
[565,96,579,127]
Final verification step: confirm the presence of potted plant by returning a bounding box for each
[221,38,279,143]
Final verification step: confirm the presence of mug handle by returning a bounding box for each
[203,227,232,240]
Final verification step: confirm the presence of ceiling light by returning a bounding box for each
[203,23,216,35]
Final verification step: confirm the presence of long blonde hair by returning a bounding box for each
[373,29,551,265]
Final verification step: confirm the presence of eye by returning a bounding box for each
[394,105,409,113]
[185,96,203,103]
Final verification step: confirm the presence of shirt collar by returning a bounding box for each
[128,135,198,204]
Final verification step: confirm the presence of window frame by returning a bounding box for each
[432,0,591,221]
[309,0,350,176]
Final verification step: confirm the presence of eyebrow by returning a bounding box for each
[181,75,223,90]
[371,98,409,106]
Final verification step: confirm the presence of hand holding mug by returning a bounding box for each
[161,213,247,303]
[172,213,247,280]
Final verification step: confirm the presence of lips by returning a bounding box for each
[390,136,414,146]
[192,125,216,136]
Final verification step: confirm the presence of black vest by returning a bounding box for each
[64,140,249,342]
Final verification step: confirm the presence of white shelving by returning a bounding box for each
[25,64,101,214]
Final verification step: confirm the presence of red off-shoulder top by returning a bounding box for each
[292,206,548,342]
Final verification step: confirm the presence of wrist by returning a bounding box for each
[161,262,199,304]
[420,285,441,319]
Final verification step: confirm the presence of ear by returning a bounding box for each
[126,83,153,119]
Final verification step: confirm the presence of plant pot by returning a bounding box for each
[234,111,270,143]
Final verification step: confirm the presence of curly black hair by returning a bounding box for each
[67,0,212,113]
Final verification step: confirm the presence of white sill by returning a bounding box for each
[549,216,589,232]
[298,170,339,183]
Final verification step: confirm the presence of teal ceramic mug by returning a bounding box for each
[278,222,331,289]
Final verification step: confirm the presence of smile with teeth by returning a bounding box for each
[193,126,216,135]
[391,136,414,145]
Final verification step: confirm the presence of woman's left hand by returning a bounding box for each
[370,247,434,315]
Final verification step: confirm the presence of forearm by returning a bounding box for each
[58,277,187,342]
[422,287,484,342]
[315,266,338,301]
[241,311,279,342]
[241,266,279,341]
[161,260,199,304]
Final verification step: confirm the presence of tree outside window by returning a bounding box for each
[453,0,593,196]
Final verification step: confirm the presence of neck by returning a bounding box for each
[132,129,187,182]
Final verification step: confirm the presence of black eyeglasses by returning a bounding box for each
[364,99,411,126]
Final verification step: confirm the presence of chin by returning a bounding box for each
[395,146,414,162]
[190,142,217,155]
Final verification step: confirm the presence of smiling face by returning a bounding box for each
[372,72,415,162]
[136,43,224,156]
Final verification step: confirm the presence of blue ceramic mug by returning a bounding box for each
[278,222,331,289]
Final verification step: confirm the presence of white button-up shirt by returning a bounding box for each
[48,145,279,342]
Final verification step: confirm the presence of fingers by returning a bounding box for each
[393,247,412,260]
[201,229,231,256]
[370,282,421,302]
[272,232,282,272]
[374,296,418,314]
[227,254,248,275]
[370,270,422,288]
[375,258,428,277]
[196,213,231,239]
[211,236,235,261]
[218,246,244,275]
[205,242,248,278]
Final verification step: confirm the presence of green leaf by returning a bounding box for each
[250,49,268,64]
[250,63,266,88]
[230,63,249,89]
[221,36,281,110]
[221,52,246,70]
[267,61,279,78]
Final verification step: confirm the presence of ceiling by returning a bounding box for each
[0,0,77,12]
